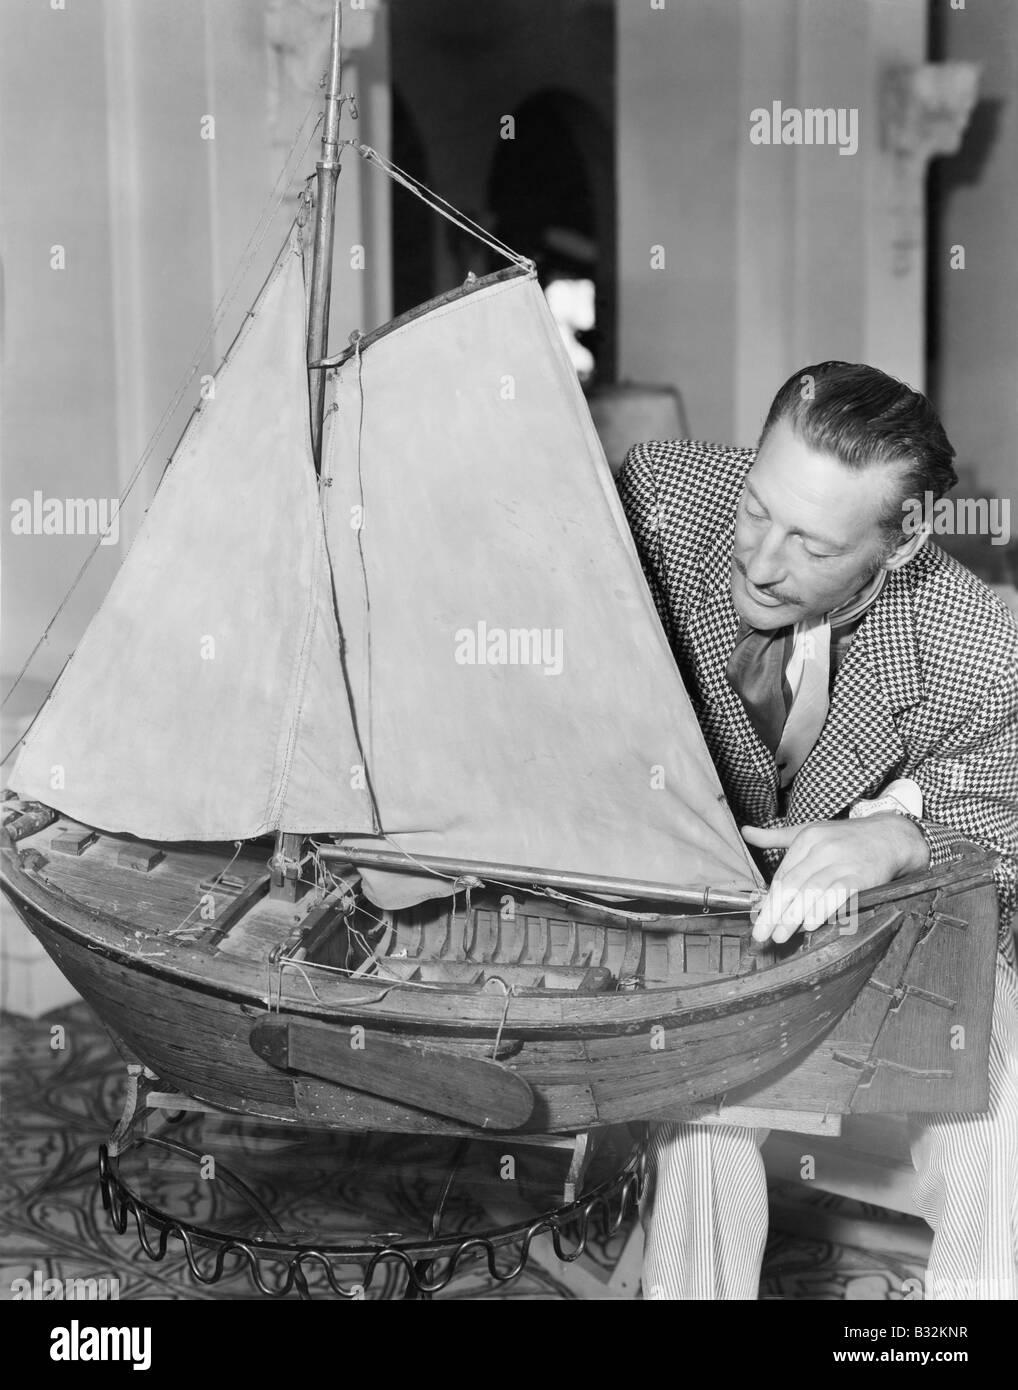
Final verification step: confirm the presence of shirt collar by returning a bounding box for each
[826,567,887,630]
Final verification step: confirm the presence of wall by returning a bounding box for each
[617,0,927,446]
[932,1,1018,517]
[1,0,123,707]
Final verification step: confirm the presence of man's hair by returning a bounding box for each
[760,362,957,538]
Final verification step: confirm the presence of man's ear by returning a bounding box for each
[881,522,929,571]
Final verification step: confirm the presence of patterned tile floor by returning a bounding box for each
[0,1002,932,1300]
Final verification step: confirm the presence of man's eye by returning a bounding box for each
[744,504,766,521]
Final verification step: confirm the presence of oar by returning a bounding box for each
[249,1016,534,1131]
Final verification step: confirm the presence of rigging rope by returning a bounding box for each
[348,142,534,271]
[165,840,245,940]
[1,93,328,755]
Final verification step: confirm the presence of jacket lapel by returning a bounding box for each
[788,563,924,822]
[688,524,779,806]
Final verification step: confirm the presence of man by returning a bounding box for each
[617,361,1018,1301]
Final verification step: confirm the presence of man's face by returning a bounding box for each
[730,417,903,629]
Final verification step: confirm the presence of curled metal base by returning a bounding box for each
[98,1137,644,1300]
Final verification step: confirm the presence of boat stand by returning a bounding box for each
[98,1064,644,1300]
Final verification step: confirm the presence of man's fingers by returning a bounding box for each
[753,852,839,936]
[741,824,805,850]
[746,820,886,943]
[753,869,859,943]
[818,883,857,936]
[770,878,856,943]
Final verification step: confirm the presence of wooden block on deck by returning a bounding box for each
[117,843,164,873]
[51,822,98,856]
[198,873,245,897]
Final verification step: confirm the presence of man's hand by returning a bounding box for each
[741,814,930,944]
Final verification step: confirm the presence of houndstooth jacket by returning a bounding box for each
[617,439,1018,949]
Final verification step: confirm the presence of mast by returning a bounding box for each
[272,0,344,902]
[307,0,344,470]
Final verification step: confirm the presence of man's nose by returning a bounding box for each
[744,529,787,587]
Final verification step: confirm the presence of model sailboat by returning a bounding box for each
[1,5,997,1134]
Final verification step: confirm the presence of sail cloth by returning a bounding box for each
[12,244,761,900]
[322,270,764,908]
[11,239,375,841]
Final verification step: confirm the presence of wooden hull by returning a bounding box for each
[0,818,999,1135]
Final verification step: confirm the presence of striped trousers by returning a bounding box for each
[641,951,1018,1300]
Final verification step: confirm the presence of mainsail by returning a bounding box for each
[12,235,762,904]
[321,268,763,907]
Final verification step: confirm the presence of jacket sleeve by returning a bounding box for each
[616,443,678,643]
[911,663,1018,942]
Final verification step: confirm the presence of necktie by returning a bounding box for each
[725,622,795,757]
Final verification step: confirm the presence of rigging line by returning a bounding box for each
[0,647,74,769]
[274,957,393,1007]
[488,978,515,1060]
[533,884,751,922]
[538,885,666,923]
[316,381,384,838]
[307,841,364,913]
[372,835,481,888]
[272,953,447,994]
[1,96,326,720]
[361,147,529,267]
[275,935,529,1013]
[351,333,379,824]
[359,146,518,252]
[363,148,528,265]
[165,841,245,939]
[351,143,533,270]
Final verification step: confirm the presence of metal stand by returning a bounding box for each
[98,1069,644,1300]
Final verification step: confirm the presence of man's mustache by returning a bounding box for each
[732,556,801,607]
